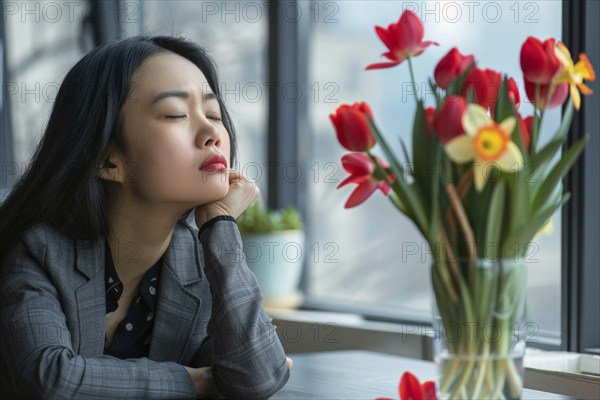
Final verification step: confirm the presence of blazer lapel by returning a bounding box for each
[149,223,204,363]
[74,235,106,356]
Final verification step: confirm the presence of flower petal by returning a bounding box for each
[422,381,437,400]
[573,53,596,80]
[555,41,573,66]
[344,180,379,208]
[399,372,425,400]
[570,83,581,110]
[445,135,475,164]
[462,104,490,135]
[340,152,373,175]
[577,82,593,95]
[375,25,395,52]
[337,174,365,189]
[499,116,516,137]
[378,180,392,196]
[474,163,486,191]
[366,61,402,70]
[496,142,524,171]
[397,10,424,53]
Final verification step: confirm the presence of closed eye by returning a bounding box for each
[165,115,222,121]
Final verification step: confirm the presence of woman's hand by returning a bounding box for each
[185,358,292,398]
[184,366,224,399]
[195,169,260,228]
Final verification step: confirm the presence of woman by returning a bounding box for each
[0,35,292,399]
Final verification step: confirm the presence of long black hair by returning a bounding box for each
[0,35,238,264]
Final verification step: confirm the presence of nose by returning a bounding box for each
[196,117,222,148]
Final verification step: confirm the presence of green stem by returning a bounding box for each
[450,358,476,399]
[471,341,490,399]
[531,84,541,153]
[367,151,408,215]
[531,82,551,155]
[407,56,420,105]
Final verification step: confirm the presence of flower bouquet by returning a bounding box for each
[329,10,595,400]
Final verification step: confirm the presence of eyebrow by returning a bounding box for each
[151,90,218,105]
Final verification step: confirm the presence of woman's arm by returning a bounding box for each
[184,366,225,399]
[197,216,291,400]
[0,239,196,399]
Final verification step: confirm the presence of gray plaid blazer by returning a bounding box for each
[0,216,290,399]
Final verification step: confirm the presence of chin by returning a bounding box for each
[203,185,229,201]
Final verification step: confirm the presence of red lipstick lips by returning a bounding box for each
[200,154,227,172]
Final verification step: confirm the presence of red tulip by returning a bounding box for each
[376,371,437,400]
[524,78,568,109]
[520,37,561,84]
[434,47,475,89]
[366,10,438,70]
[424,106,435,135]
[337,153,394,209]
[507,77,521,110]
[517,113,534,149]
[463,67,520,117]
[433,96,466,144]
[329,102,377,151]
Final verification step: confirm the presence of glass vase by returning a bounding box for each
[431,258,528,400]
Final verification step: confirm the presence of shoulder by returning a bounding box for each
[0,222,78,299]
[11,222,74,267]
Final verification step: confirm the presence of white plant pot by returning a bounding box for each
[241,230,305,304]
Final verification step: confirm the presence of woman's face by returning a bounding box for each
[113,52,231,213]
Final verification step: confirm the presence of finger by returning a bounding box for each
[227,169,254,184]
[286,357,293,369]
[225,169,244,181]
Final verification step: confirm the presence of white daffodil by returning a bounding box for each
[445,104,524,191]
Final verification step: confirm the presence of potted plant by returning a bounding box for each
[237,203,305,309]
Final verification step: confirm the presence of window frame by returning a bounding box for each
[561,0,600,355]
[0,3,16,194]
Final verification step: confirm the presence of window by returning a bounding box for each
[304,1,565,343]
[2,0,90,190]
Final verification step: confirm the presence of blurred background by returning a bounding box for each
[0,0,597,355]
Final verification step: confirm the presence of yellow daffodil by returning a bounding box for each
[445,104,523,191]
[553,42,596,110]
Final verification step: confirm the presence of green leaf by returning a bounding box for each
[399,137,413,173]
[389,191,409,215]
[413,100,435,203]
[533,134,589,209]
[367,117,405,178]
[531,138,566,169]
[493,76,513,123]
[446,62,476,97]
[429,145,442,243]
[503,193,571,257]
[484,180,506,260]
[508,102,530,165]
[466,86,476,104]
[428,78,442,108]
[552,100,574,143]
[505,173,529,245]
[367,117,429,237]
